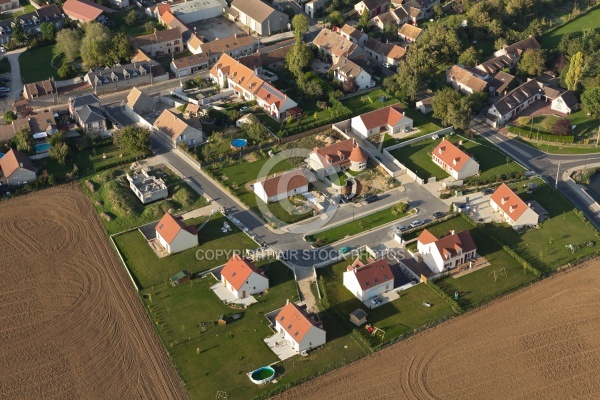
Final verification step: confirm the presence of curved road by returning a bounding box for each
[470,116,600,230]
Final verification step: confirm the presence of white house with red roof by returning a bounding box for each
[155,213,198,254]
[209,54,298,120]
[253,168,309,204]
[274,300,326,353]
[220,254,269,300]
[343,258,394,301]
[431,139,480,180]
[490,183,539,229]
[416,229,477,273]
[348,104,413,139]
[308,139,369,180]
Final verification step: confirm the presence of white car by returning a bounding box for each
[0,47,6,53]
[239,106,249,112]
[383,62,392,68]
[410,219,425,228]
[0,87,10,92]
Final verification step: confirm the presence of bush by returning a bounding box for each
[392,201,408,215]
[439,192,452,199]
[508,126,574,143]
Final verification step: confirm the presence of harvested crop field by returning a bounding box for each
[0,185,187,400]
[277,259,600,400]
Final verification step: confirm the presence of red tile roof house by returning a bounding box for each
[210,54,299,121]
[490,183,539,229]
[416,228,477,273]
[0,149,36,185]
[349,104,413,140]
[431,139,480,180]
[354,0,390,18]
[130,28,184,58]
[252,168,309,204]
[343,258,394,302]
[446,65,488,95]
[155,212,198,254]
[220,254,269,300]
[62,0,115,24]
[308,139,368,181]
[274,300,326,353]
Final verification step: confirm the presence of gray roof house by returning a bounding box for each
[69,93,100,116]
[227,0,289,36]
[76,104,107,136]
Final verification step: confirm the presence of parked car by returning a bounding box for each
[0,47,5,53]
[239,106,249,112]
[0,93,7,98]
[0,77,10,82]
[365,194,379,204]
[433,211,446,219]
[370,298,383,306]
[339,246,353,255]
[397,225,409,232]
[481,188,494,195]
[410,219,425,228]
[0,87,10,92]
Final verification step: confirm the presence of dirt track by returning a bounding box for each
[277,259,600,400]
[0,185,188,399]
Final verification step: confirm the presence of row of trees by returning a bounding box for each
[56,22,133,69]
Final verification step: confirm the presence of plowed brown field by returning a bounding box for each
[0,185,188,400]
[277,259,600,400]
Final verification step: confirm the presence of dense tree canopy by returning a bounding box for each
[116,126,151,153]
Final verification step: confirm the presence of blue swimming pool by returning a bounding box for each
[35,143,52,153]
[230,138,248,150]
[0,152,4,159]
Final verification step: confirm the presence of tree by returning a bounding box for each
[552,118,571,136]
[125,9,139,26]
[117,126,150,153]
[49,142,69,165]
[285,39,313,77]
[458,47,480,67]
[582,87,600,118]
[244,122,268,142]
[356,8,371,31]
[342,77,358,93]
[144,20,157,34]
[57,62,76,79]
[291,14,309,39]
[517,116,531,127]
[432,88,471,129]
[13,128,34,154]
[11,17,26,44]
[517,49,545,77]
[56,29,83,62]
[40,22,56,41]
[48,130,66,146]
[327,11,344,26]
[433,3,443,19]
[3,111,16,123]
[110,32,133,64]
[564,51,584,91]
[80,22,112,67]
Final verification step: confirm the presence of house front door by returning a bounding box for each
[242,290,246,298]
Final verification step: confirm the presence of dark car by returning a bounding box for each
[433,211,446,219]
[481,188,494,195]
[365,195,379,204]
[0,77,10,82]
[0,93,7,98]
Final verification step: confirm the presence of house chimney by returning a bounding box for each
[19,162,23,167]
[286,299,290,305]
[451,230,455,235]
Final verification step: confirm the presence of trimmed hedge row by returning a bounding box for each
[427,278,463,314]
[508,126,574,144]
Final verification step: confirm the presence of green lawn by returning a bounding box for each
[114,213,258,289]
[542,7,600,49]
[390,136,523,183]
[70,142,147,174]
[318,256,455,347]
[390,138,450,180]
[406,217,538,309]
[111,10,154,37]
[515,138,600,154]
[208,157,313,225]
[521,114,561,135]
[19,44,59,83]
[140,262,306,400]
[481,181,600,273]
[84,165,209,235]
[307,202,409,246]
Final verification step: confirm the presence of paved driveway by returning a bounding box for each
[2,47,26,101]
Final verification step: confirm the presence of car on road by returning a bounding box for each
[365,194,379,204]
[410,219,425,228]
[0,87,10,92]
[339,246,353,255]
[0,93,7,98]
[481,188,494,195]
[433,211,446,219]
[397,225,409,232]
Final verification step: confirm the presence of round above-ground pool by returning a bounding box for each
[249,366,275,385]
[0,152,4,159]
[231,138,248,150]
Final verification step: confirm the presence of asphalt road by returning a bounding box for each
[149,133,449,267]
[470,116,600,230]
